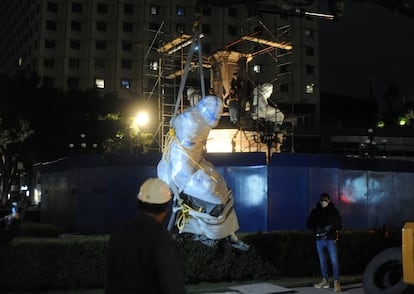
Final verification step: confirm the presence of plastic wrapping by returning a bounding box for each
[157,95,240,239]
[251,83,284,124]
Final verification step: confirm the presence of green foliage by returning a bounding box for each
[0,118,34,205]
[17,221,66,238]
[0,236,109,291]
[0,118,34,154]
[0,230,392,291]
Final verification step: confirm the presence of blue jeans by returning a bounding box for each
[229,107,238,124]
[316,239,339,280]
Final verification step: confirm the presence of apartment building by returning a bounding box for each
[0,0,320,111]
[0,0,323,155]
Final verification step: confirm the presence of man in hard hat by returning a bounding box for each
[106,178,186,294]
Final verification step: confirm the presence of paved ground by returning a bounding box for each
[205,282,363,294]
[289,283,363,293]
[4,281,364,294]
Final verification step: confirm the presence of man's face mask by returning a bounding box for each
[320,200,329,208]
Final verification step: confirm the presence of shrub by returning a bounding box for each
[0,229,394,291]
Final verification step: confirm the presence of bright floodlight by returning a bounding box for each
[399,117,408,126]
[133,112,149,127]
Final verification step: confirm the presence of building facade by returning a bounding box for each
[0,0,324,154]
[0,0,320,113]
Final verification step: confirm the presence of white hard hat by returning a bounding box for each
[137,178,171,204]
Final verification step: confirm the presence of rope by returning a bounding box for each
[162,129,219,183]
[176,203,203,231]
[164,16,210,232]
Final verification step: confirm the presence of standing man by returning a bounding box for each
[307,193,342,292]
[224,88,239,124]
[106,178,186,294]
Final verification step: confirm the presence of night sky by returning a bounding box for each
[318,1,414,104]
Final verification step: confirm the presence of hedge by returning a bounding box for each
[0,228,397,292]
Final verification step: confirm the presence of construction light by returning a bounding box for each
[167,33,205,55]
[241,36,293,50]
[377,121,385,128]
[132,112,149,129]
[399,117,408,126]
[253,64,261,73]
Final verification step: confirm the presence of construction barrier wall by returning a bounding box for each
[35,153,414,234]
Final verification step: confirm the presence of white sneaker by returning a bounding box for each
[314,278,329,289]
[334,280,341,292]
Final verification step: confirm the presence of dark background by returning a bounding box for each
[319,1,414,106]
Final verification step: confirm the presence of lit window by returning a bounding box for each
[150,5,159,15]
[306,83,315,94]
[253,64,261,73]
[121,79,130,89]
[176,6,185,16]
[150,60,158,71]
[95,78,105,89]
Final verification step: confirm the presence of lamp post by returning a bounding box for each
[130,111,150,153]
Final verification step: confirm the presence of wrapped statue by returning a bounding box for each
[251,83,284,125]
[157,95,249,250]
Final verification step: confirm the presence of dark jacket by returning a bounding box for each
[306,202,342,240]
[0,216,20,246]
[106,212,186,294]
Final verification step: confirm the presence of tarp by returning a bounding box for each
[35,153,414,234]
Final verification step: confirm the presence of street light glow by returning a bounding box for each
[132,111,149,129]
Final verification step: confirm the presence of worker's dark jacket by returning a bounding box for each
[0,216,20,246]
[306,202,342,240]
[106,212,186,294]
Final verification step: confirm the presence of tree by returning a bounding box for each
[0,118,33,206]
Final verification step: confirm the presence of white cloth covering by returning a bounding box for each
[157,95,240,240]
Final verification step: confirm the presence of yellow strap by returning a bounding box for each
[176,203,203,230]
[162,128,219,183]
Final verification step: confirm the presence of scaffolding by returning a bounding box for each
[156,33,208,153]
[151,20,293,158]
